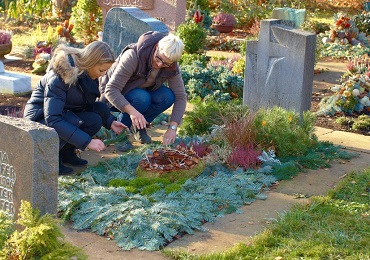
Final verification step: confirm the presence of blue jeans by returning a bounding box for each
[113,85,175,128]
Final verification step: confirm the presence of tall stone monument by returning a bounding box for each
[97,0,186,31]
[103,7,168,58]
[0,116,59,218]
[244,19,316,115]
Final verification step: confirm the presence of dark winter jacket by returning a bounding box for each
[24,51,115,150]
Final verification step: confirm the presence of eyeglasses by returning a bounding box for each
[155,49,173,67]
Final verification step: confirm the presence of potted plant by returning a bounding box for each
[0,30,12,58]
[212,12,236,33]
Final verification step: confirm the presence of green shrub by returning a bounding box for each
[176,21,207,54]
[179,98,232,136]
[179,53,207,67]
[164,183,183,194]
[108,178,130,188]
[352,115,370,131]
[71,0,102,44]
[181,60,244,101]
[0,201,86,259]
[352,12,370,36]
[141,184,162,195]
[254,107,317,158]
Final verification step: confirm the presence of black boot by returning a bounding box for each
[59,158,73,175]
[139,128,152,144]
[62,146,88,166]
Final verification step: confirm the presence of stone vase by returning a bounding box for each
[0,42,12,58]
[213,24,234,33]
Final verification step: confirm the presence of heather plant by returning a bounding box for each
[219,104,254,149]
[209,55,242,73]
[0,29,12,44]
[228,145,261,169]
[254,107,317,158]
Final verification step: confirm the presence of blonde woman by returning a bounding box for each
[24,41,127,174]
[99,31,186,152]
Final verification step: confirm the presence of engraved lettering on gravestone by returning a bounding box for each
[0,151,16,217]
[154,17,166,22]
[162,0,176,6]
[101,0,143,7]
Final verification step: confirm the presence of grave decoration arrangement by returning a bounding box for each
[136,145,206,182]
[58,103,357,251]
[317,55,370,115]
[320,12,370,59]
[0,30,12,58]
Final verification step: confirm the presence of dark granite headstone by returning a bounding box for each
[0,115,59,219]
[103,7,169,58]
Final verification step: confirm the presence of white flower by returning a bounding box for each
[352,89,360,96]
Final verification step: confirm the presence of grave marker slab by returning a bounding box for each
[0,115,59,218]
[0,61,31,95]
[103,7,168,58]
[243,19,316,115]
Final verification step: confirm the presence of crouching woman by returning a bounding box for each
[24,41,127,175]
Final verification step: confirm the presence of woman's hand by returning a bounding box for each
[130,111,148,130]
[87,139,106,152]
[111,120,128,135]
[162,128,177,145]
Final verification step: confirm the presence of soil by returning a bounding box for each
[1,56,369,136]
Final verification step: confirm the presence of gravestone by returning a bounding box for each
[0,115,59,219]
[97,0,186,31]
[103,7,168,58]
[271,8,306,28]
[243,19,316,115]
[0,61,31,95]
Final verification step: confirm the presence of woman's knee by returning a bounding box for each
[93,101,111,119]
[80,112,102,136]
[152,87,175,106]
[126,89,151,111]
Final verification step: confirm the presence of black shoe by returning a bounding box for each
[139,128,152,144]
[62,147,88,166]
[59,158,74,175]
[115,140,134,152]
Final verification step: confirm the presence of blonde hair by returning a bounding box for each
[51,41,115,71]
[157,34,184,62]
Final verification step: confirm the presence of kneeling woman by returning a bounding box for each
[24,41,127,174]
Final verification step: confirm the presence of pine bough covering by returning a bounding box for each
[58,154,276,251]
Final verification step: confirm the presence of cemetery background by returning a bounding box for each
[0,0,370,256]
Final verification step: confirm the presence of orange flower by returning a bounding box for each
[56,25,63,36]
[261,120,266,126]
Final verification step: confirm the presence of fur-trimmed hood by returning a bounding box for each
[47,50,79,85]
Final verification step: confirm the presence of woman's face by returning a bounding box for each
[87,62,112,80]
[152,46,174,69]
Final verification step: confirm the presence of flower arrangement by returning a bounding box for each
[321,13,369,47]
[0,30,12,44]
[212,12,236,26]
[56,19,75,43]
[317,55,370,115]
